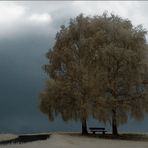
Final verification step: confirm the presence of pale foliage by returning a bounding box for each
[40,13,148,132]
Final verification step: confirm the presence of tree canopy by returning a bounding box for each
[40,13,148,135]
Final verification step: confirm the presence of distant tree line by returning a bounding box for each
[40,13,148,135]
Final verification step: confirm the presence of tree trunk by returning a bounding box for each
[81,117,88,135]
[112,109,118,135]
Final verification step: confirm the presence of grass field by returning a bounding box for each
[0,132,148,148]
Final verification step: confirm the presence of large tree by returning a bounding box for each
[40,14,95,135]
[40,13,148,135]
[90,13,148,135]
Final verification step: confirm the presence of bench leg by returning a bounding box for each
[93,131,95,134]
[103,131,105,134]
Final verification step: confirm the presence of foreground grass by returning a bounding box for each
[0,133,148,148]
[0,134,50,145]
[0,134,18,142]
[0,132,148,146]
[60,132,148,141]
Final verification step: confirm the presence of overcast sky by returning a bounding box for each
[1,1,148,134]
[1,1,148,39]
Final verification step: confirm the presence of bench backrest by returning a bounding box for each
[89,127,105,130]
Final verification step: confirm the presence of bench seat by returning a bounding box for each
[89,127,107,134]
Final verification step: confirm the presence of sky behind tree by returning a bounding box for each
[0,1,148,134]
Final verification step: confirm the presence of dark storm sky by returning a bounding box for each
[0,1,148,134]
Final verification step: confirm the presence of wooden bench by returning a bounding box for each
[89,127,107,134]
